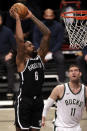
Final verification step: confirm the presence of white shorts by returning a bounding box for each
[55,125,82,131]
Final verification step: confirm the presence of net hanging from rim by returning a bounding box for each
[61,10,87,49]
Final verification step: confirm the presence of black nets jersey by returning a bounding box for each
[19,55,44,97]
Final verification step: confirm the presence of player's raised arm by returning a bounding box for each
[26,10,51,62]
[10,8,25,63]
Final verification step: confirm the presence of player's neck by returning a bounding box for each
[69,81,81,89]
[69,82,81,94]
[25,55,31,60]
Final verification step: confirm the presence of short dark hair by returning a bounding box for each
[68,64,80,71]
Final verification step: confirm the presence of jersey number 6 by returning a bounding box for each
[35,71,38,81]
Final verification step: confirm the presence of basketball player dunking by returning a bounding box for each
[10,9,51,131]
[42,64,87,131]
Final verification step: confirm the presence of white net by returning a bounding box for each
[63,12,87,49]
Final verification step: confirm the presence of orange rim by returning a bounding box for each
[62,1,81,4]
[60,1,81,9]
[61,10,87,20]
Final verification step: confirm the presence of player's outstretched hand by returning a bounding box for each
[24,10,32,19]
[9,7,20,20]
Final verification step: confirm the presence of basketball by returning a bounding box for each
[10,3,28,19]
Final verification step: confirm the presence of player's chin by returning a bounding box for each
[72,78,79,82]
[29,50,37,58]
[32,50,37,57]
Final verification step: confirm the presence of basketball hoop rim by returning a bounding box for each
[61,10,87,20]
[62,1,81,4]
[60,1,81,9]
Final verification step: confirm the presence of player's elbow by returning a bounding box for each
[47,30,51,37]
[16,36,24,44]
[45,30,51,39]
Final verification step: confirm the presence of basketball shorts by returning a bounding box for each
[54,125,82,131]
[15,95,44,130]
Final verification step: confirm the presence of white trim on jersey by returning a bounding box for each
[30,126,40,129]
[17,88,30,130]
[37,55,45,69]
[21,59,29,73]
[20,72,24,85]
[20,59,29,85]
[30,55,39,60]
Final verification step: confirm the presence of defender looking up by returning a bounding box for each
[42,64,87,131]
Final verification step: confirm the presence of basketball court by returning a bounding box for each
[0,107,87,131]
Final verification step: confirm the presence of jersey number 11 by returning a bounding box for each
[71,108,76,116]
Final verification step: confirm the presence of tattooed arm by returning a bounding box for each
[27,10,51,62]
[10,9,51,64]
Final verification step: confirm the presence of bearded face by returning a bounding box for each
[24,41,37,58]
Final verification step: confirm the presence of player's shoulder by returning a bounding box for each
[56,83,65,89]
[53,83,65,99]
[54,83,65,93]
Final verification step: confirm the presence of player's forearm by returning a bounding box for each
[16,17,24,43]
[30,14,51,36]
[42,98,54,126]
[42,116,46,127]
[42,97,55,117]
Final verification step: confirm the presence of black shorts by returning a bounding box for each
[15,94,44,130]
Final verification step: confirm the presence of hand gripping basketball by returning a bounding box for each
[10,3,28,19]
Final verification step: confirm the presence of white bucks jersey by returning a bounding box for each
[55,83,85,128]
